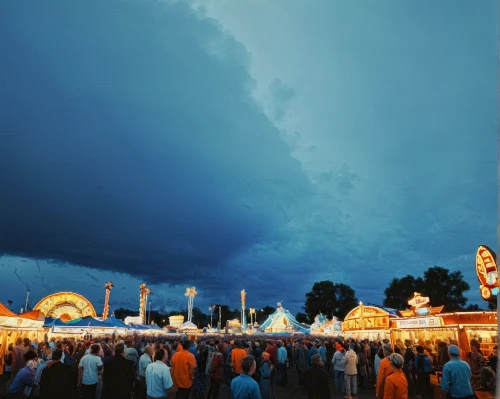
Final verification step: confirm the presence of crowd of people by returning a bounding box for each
[0,333,497,399]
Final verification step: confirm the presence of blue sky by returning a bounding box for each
[0,0,497,316]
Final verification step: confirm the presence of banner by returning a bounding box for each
[396,317,442,329]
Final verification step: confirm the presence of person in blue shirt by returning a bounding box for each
[307,343,318,366]
[8,351,38,397]
[414,345,433,399]
[277,341,288,387]
[231,355,261,399]
[258,352,273,399]
[440,344,473,399]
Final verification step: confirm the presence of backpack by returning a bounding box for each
[416,354,426,373]
[480,366,496,390]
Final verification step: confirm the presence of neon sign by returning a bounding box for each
[476,245,499,301]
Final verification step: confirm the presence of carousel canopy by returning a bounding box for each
[260,305,310,333]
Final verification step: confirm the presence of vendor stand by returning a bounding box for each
[0,304,45,375]
[342,302,398,341]
[390,311,497,355]
[390,293,497,356]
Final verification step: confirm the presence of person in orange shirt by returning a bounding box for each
[384,353,408,399]
[171,340,197,399]
[231,340,247,378]
[376,344,394,399]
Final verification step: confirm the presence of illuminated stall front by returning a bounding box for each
[0,304,45,375]
[342,302,398,341]
[390,311,497,356]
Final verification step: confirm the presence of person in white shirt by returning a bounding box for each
[125,339,139,372]
[78,344,103,399]
[138,346,153,399]
[145,348,177,399]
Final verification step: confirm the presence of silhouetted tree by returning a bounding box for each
[488,301,497,310]
[464,304,481,311]
[295,312,309,324]
[303,281,358,320]
[383,276,425,310]
[257,306,276,323]
[113,308,138,320]
[383,266,470,311]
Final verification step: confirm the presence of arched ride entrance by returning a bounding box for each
[34,292,97,321]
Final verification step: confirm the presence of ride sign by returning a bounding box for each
[476,245,499,301]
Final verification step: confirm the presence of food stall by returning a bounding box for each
[342,302,398,341]
[390,311,497,355]
[0,304,45,375]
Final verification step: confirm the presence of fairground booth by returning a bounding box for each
[0,303,45,376]
[342,302,398,341]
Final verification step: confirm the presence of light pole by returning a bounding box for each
[249,308,255,328]
[148,300,152,325]
[209,306,214,328]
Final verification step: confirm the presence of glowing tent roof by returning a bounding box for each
[259,304,310,334]
[0,303,16,317]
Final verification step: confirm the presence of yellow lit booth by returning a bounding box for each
[390,292,498,357]
[0,303,45,375]
[342,302,398,341]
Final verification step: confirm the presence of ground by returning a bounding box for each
[216,366,377,399]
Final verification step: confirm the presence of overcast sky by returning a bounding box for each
[0,0,497,317]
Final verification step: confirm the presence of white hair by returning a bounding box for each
[389,353,404,369]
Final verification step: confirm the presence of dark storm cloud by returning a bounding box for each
[0,1,309,289]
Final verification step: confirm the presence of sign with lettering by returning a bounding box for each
[476,245,498,302]
[396,317,442,329]
[408,294,430,308]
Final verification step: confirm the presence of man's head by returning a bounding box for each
[382,344,393,357]
[15,337,23,346]
[416,346,424,354]
[182,340,192,350]
[145,346,154,356]
[115,343,125,356]
[311,353,323,366]
[448,345,460,357]
[90,344,100,354]
[23,350,37,362]
[23,338,31,347]
[389,353,404,370]
[234,339,242,348]
[241,355,256,375]
[52,349,63,361]
[154,349,168,363]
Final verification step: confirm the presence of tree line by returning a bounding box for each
[113,265,495,328]
[297,266,496,323]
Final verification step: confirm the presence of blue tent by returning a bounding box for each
[259,306,310,334]
[43,318,75,328]
[103,315,131,330]
[61,316,114,328]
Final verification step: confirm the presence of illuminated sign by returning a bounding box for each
[396,317,442,329]
[408,293,430,308]
[476,245,499,301]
